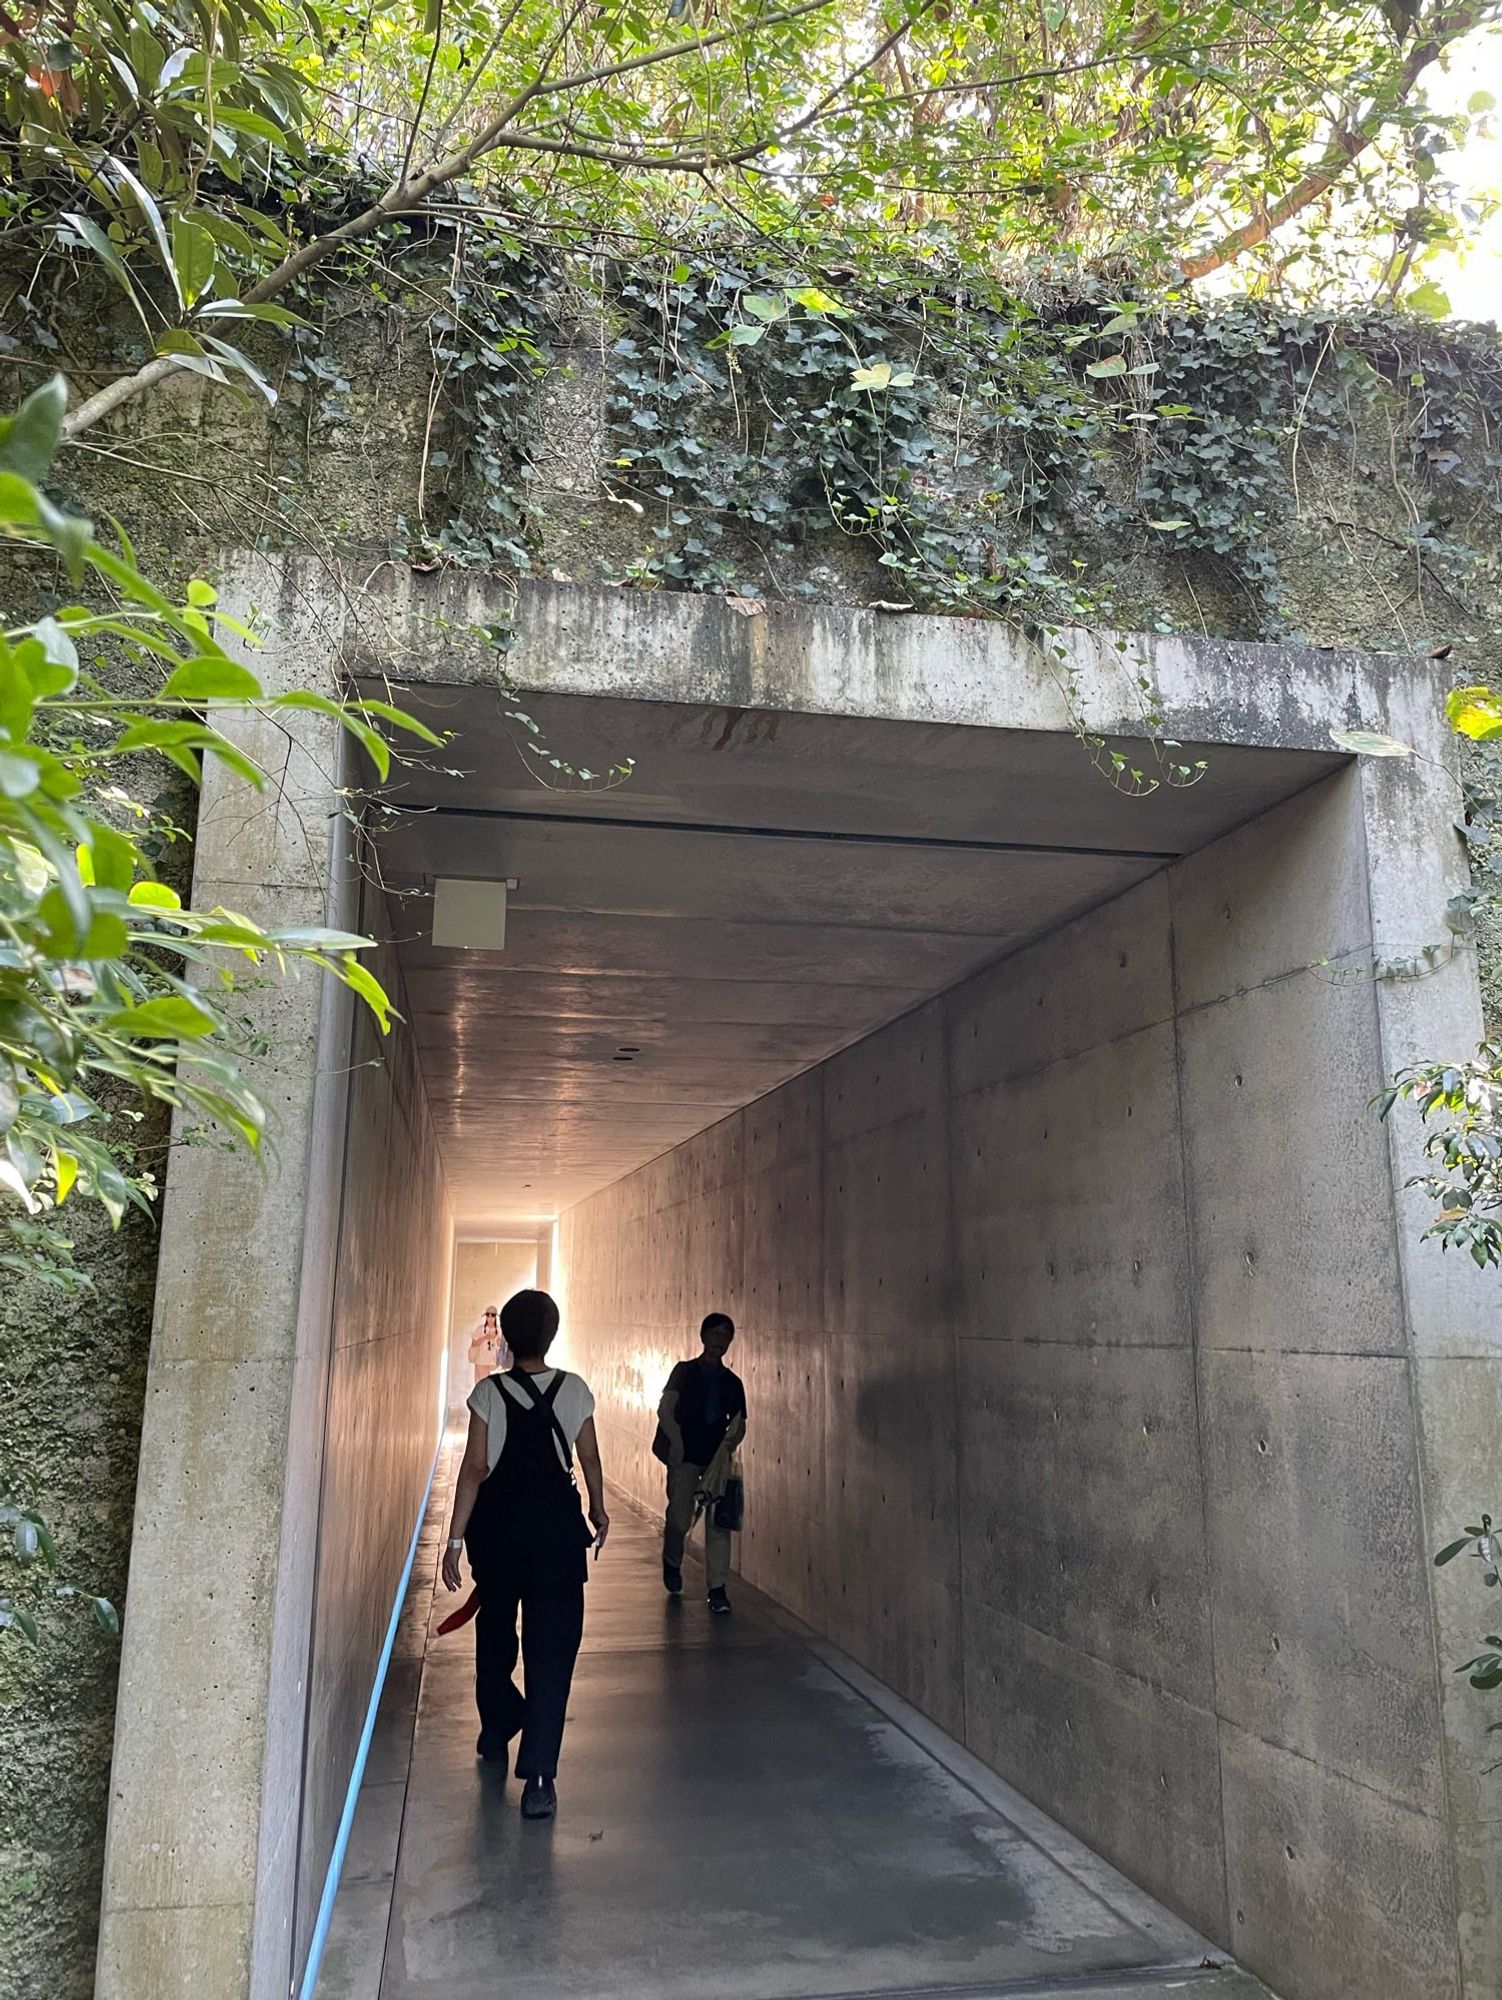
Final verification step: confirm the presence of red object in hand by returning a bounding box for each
[437,1589,480,1635]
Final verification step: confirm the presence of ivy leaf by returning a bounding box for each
[851,361,893,390]
[742,293,787,323]
[1330,727,1414,757]
[1086,355,1128,378]
[728,323,766,347]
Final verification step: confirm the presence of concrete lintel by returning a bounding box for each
[221,551,1441,755]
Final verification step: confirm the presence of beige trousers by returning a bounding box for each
[663,1462,731,1591]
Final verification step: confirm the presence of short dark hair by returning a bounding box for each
[501,1289,561,1360]
[700,1311,735,1342]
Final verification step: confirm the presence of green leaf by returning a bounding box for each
[110,155,179,301]
[213,105,293,147]
[0,750,40,799]
[171,216,216,310]
[1086,355,1128,378]
[1436,1536,1476,1565]
[59,215,151,330]
[128,880,183,910]
[851,361,893,390]
[92,1596,120,1636]
[1469,90,1496,113]
[742,293,788,324]
[81,822,138,892]
[8,1603,41,1645]
[350,698,445,746]
[789,285,846,316]
[1447,686,1502,741]
[1330,727,1414,757]
[198,333,278,406]
[338,953,394,1032]
[160,656,261,701]
[1405,280,1452,320]
[197,299,309,329]
[270,926,378,951]
[0,376,66,483]
[728,322,766,347]
[104,995,218,1039]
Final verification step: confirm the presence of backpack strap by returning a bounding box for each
[502,1368,577,1474]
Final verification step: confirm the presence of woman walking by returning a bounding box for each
[442,1289,609,1820]
[466,1303,508,1388]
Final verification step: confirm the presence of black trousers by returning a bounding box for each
[473,1571,585,1780]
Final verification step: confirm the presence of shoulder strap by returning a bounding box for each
[503,1370,576,1471]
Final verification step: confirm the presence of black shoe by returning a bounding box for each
[521,1776,557,1821]
[708,1586,732,1615]
[476,1732,509,1766]
[663,1560,683,1596]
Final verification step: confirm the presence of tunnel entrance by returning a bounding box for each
[101,577,1489,2000]
[298,680,1433,2000]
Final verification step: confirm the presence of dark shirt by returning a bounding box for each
[665,1359,747,1468]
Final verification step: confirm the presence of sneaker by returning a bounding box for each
[663,1560,683,1596]
[521,1775,557,1821]
[707,1586,732,1615]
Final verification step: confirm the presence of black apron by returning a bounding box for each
[465,1368,593,1590]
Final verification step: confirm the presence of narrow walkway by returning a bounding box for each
[318,1443,1271,2000]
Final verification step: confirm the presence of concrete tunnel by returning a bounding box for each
[95,567,1500,2000]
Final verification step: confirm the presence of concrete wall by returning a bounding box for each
[291,877,452,1979]
[94,645,452,2000]
[558,767,1475,2000]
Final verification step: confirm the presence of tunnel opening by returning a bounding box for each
[97,580,1489,2000]
[290,681,1416,2000]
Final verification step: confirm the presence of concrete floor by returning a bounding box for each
[315,1448,1274,2000]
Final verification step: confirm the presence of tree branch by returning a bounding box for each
[60,0,848,439]
[1179,3,1481,282]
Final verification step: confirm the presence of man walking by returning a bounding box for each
[655,1312,746,1614]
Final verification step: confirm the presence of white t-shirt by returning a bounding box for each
[467,1369,596,1475]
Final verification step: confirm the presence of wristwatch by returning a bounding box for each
[447,1537,464,1549]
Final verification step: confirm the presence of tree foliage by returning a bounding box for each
[0,373,441,1643]
[1,0,1497,439]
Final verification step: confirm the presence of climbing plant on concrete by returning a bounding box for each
[2,0,1497,443]
[0,374,443,1643]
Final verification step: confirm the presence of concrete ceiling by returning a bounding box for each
[365,687,1343,1233]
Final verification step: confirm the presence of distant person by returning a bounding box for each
[654,1312,747,1614]
[442,1290,609,1821]
[467,1304,508,1388]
